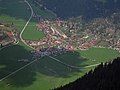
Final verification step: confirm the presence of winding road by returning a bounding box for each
[19,0,35,49]
[0,0,34,51]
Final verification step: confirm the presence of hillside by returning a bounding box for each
[37,0,120,20]
[55,57,120,90]
[0,0,56,20]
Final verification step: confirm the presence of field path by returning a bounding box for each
[48,56,100,69]
[48,56,82,69]
[0,58,39,82]
[83,63,100,68]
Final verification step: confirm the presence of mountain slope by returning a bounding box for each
[38,0,120,20]
[55,57,120,90]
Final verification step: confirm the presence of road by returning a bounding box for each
[0,0,35,82]
[0,0,34,51]
[48,55,100,70]
[0,36,55,82]
[0,58,40,82]
[48,56,82,70]
[51,26,68,38]
[19,0,35,49]
[83,63,100,68]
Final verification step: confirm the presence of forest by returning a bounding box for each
[36,0,120,20]
[55,57,120,90]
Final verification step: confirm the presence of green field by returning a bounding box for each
[0,15,26,32]
[78,47,120,65]
[0,46,120,90]
[54,48,120,66]
[22,22,45,40]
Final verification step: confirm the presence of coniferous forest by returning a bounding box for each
[55,57,120,90]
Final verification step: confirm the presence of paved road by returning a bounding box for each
[0,0,34,51]
[19,0,34,49]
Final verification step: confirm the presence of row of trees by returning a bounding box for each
[55,57,120,90]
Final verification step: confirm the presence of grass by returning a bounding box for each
[22,22,45,40]
[0,46,86,90]
[0,0,31,20]
[0,46,120,90]
[78,47,120,65]
[0,0,56,20]
[0,15,26,32]
[53,51,87,67]
[53,47,120,67]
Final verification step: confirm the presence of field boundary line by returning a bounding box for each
[0,58,40,82]
[48,56,82,69]
[48,56,100,69]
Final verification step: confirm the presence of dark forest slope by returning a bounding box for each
[36,0,120,20]
[55,57,120,90]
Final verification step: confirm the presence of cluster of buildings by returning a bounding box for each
[0,23,17,48]
[82,15,120,52]
[24,12,120,60]
[25,19,75,52]
[31,47,72,59]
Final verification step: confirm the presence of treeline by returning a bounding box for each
[54,57,120,90]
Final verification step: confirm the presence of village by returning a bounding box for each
[0,22,18,49]
[22,12,120,60]
[0,13,120,62]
